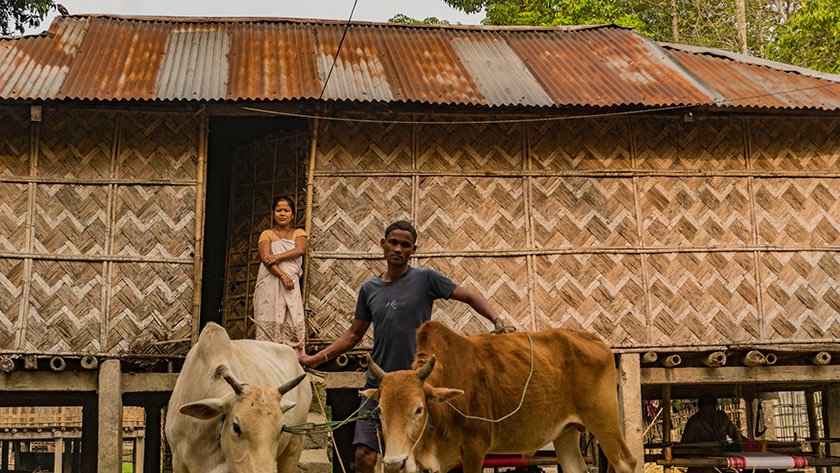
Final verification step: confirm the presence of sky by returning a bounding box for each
[23,0,485,35]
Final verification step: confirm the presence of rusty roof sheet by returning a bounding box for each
[0,14,838,110]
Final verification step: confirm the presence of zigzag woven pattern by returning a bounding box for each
[420,257,530,333]
[531,177,638,248]
[38,109,114,179]
[118,113,199,180]
[648,252,759,344]
[640,177,753,247]
[634,117,746,170]
[113,186,196,258]
[755,179,840,246]
[761,252,840,339]
[529,118,631,170]
[33,184,108,255]
[535,254,646,345]
[418,177,526,251]
[418,123,522,171]
[0,258,23,350]
[0,106,29,177]
[26,261,102,352]
[109,262,193,353]
[750,118,840,171]
[317,121,412,171]
[0,183,27,252]
[312,177,412,252]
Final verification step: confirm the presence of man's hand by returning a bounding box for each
[298,353,319,369]
[493,317,515,333]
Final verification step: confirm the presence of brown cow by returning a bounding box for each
[361,320,637,473]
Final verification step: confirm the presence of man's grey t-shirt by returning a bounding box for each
[356,267,456,388]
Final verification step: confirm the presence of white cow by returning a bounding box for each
[165,322,312,473]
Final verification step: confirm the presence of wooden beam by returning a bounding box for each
[642,365,840,385]
[98,359,122,473]
[143,405,162,473]
[825,387,840,473]
[121,373,178,393]
[618,353,644,473]
[53,432,63,473]
[0,371,97,391]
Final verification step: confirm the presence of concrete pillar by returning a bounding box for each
[144,405,162,473]
[98,359,123,473]
[54,431,64,473]
[824,387,840,473]
[617,353,644,473]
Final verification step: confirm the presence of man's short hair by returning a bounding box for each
[698,392,717,409]
[385,220,417,243]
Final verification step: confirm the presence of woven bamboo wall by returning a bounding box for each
[306,115,840,347]
[0,105,205,355]
[222,134,309,339]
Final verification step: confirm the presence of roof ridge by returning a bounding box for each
[57,14,620,32]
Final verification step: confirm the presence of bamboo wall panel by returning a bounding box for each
[648,252,759,344]
[640,177,753,247]
[0,106,29,177]
[312,177,412,252]
[529,118,631,170]
[118,113,199,180]
[417,123,522,171]
[421,257,530,333]
[307,258,382,345]
[534,254,646,345]
[418,176,526,251]
[32,184,108,255]
[109,262,193,353]
[750,118,840,171]
[0,258,23,350]
[38,109,114,179]
[26,261,102,352]
[0,183,28,252]
[761,252,840,340]
[113,186,196,258]
[530,177,637,248]
[754,179,840,246]
[316,121,412,171]
[634,117,746,170]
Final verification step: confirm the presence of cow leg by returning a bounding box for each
[552,428,588,473]
[460,445,488,473]
[276,434,305,473]
[582,416,636,473]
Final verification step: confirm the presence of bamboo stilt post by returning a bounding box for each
[135,430,145,473]
[191,108,208,344]
[663,384,673,473]
[98,359,123,472]
[302,117,319,302]
[824,387,840,473]
[806,390,826,473]
[618,353,644,473]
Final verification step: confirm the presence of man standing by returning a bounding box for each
[299,220,509,473]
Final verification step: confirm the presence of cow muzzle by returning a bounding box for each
[383,454,408,473]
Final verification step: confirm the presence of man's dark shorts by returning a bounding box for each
[352,396,382,453]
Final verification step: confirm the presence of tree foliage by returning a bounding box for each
[389,13,451,25]
[1,0,54,35]
[439,0,839,73]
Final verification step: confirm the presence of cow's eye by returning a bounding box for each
[232,421,242,436]
[414,406,423,416]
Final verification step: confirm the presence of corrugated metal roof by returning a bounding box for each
[0,14,838,110]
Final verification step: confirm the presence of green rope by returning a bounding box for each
[283,398,378,435]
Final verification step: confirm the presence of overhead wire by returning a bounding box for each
[318,0,360,101]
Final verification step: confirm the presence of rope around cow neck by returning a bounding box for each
[443,332,535,423]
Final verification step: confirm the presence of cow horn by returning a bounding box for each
[278,373,307,396]
[416,356,436,381]
[366,354,386,381]
[215,365,244,396]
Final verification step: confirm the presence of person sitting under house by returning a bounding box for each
[681,392,745,444]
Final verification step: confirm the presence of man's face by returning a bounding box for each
[381,229,416,266]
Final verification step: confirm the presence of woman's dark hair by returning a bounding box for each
[272,196,296,218]
[385,220,417,243]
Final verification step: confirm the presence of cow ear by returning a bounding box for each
[179,398,226,419]
[281,399,297,413]
[428,387,464,404]
[360,388,380,401]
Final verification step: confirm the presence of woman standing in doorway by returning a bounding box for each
[253,196,307,355]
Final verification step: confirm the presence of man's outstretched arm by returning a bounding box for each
[299,318,371,368]
[450,285,512,332]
